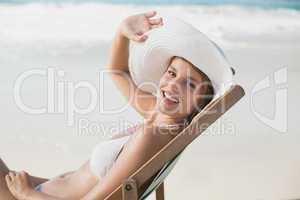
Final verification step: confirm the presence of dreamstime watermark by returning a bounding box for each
[250,67,288,133]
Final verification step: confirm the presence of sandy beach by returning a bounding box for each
[0,3,299,199]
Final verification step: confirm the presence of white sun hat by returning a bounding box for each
[129,16,234,100]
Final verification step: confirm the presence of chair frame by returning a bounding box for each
[105,85,245,200]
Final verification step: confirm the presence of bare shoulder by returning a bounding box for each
[136,122,180,148]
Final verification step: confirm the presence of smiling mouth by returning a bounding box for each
[162,90,179,104]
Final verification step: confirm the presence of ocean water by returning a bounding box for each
[0,1,299,54]
[1,0,300,10]
[1,0,299,52]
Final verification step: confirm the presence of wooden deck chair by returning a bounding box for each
[105,84,245,200]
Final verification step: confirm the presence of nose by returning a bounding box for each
[165,79,181,94]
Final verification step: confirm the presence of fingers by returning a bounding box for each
[19,170,27,176]
[5,171,27,182]
[9,171,16,178]
[149,17,163,30]
[139,34,148,41]
[144,10,156,18]
[150,24,163,29]
[5,174,12,184]
[5,171,16,185]
[149,17,163,25]
[9,171,16,181]
[133,34,148,42]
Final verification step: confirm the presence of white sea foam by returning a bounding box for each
[0,3,300,49]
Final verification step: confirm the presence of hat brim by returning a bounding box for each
[129,17,234,100]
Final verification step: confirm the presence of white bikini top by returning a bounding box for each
[89,124,140,178]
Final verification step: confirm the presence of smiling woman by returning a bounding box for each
[2,10,231,200]
[158,56,214,122]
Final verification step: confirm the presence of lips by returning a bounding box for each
[162,90,179,104]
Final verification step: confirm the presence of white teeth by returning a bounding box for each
[164,91,179,103]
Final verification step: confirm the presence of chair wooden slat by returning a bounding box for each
[155,182,165,200]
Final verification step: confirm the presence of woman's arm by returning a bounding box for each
[80,125,172,200]
[107,11,163,118]
[109,124,141,140]
[22,191,64,200]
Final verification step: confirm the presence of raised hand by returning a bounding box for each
[119,11,163,42]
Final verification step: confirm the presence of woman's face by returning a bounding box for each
[158,57,212,119]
